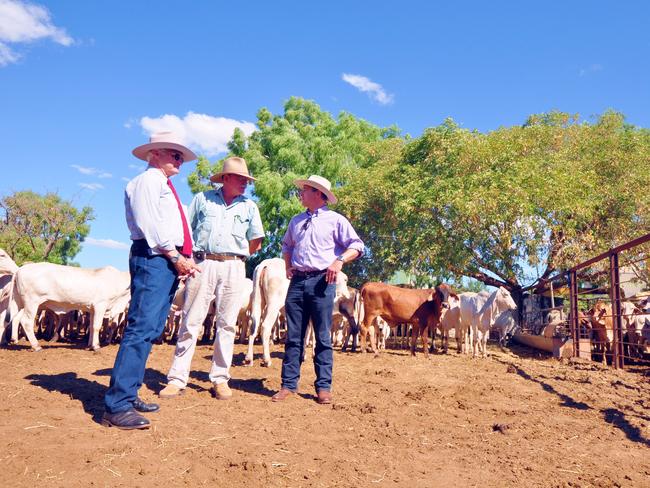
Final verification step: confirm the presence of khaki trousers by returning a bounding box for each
[167,259,245,386]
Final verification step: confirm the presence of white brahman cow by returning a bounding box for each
[0,249,19,342]
[471,287,517,357]
[245,258,289,367]
[6,262,130,351]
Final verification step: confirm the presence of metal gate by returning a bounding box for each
[569,233,650,369]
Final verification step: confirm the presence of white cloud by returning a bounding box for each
[579,64,604,77]
[84,237,129,250]
[342,73,394,105]
[128,163,145,171]
[0,41,18,65]
[0,0,73,66]
[70,164,96,175]
[140,111,257,157]
[121,177,130,182]
[71,165,112,179]
[78,182,103,191]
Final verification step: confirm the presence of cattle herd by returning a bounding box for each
[0,249,648,366]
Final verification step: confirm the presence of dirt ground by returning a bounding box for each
[0,339,648,488]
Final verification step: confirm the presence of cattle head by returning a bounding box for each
[430,283,457,313]
[0,249,18,275]
[495,287,517,311]
[583,301,612,330]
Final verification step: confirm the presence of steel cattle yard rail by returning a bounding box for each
[568,232,650,369]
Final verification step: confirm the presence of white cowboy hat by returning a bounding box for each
[132,131,197,162]
[210,157,256,183]
[294,175,337,204]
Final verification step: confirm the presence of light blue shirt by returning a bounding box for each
[189,188,264,257]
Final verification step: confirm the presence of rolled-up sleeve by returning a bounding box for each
[247,203,265,241]
[336,216,365,257]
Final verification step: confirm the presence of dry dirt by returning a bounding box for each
[0,340,648,487]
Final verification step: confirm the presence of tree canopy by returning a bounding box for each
[338,111,650,295]
[187,100,650,293]
[0,191,94,266]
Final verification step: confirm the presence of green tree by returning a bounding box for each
[339,111,650,299]
[187,97,400,278]
[0,191,94,265]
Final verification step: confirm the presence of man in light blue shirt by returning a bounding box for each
[160,157,264,400]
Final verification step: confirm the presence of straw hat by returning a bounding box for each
[132,131,197,162]
[294,175,337,204]
[210,157,256,183]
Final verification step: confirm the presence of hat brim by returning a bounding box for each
[132,142,197,162]
[210,172,256,184]
[294,179,337,205]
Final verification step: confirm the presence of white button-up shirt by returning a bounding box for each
[124,166,191,254]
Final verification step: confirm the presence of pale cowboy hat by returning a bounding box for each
[210,157,256,183]
[294,175,337,204]
[132,131,197,162]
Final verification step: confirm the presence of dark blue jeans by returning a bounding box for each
[104,251,178,413]
[281,273,335,393]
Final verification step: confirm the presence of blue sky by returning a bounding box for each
[1,0,649,271]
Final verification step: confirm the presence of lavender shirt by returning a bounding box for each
[281,206,364,272]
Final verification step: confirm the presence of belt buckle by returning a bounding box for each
[193,250,205,261]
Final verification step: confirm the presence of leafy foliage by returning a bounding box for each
[0,191,94,266]
[188,101,650,293]
[339,111,650,294]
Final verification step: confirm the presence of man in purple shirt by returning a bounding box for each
[272,175,364,404]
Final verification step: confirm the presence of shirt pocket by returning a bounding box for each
[232,214,250,240]
[196,208,218,245]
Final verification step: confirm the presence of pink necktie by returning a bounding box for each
[166,179,192,257]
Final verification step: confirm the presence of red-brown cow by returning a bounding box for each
[359,282,456,357]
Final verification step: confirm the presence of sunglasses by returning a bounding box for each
[165,150,184,162]
[301,214,313,232]
[298,186,319,195]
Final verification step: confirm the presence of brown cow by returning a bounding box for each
[585,301,613,365]
[359,282,456,357]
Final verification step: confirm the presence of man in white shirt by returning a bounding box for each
[103,132,201,430]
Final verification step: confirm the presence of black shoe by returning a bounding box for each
[101,408,150,430]
[133,397,160,413]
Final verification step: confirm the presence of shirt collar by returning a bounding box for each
[146,165,168,180]
[306,205,328,217]
[216,187,245,206]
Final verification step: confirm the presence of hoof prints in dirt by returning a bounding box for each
[404,385,436,401]
[492,423,511,434]
[330,402,376,414]
[373,368,396,378]
[360,402,376,414]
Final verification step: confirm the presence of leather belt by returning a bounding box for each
[193,251,245,262]
[292,269,326,278]
[131,239,191,258]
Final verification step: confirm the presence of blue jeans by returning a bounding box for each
[281,273,335,392]
[104,251,178,413]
